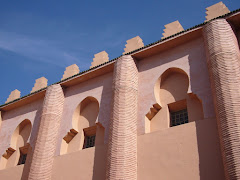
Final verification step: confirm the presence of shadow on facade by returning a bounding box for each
[21,107,42,180]
[92,74,113,180]
[188,44,225,180]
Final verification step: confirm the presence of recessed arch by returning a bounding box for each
[154,67,189,106]
[0,119,32,169]
[72,96,99,131]
[61,96,103,155]
[146,67,203,133]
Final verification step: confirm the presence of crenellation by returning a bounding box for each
[162,20,184,39]
[123,36,144,54]
[90,51,109,68]
[31,77,48,93]
[205,1,230,22]
[61,64,80,80]
[5,89,21,103]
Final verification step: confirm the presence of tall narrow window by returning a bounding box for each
[170,109,188,126]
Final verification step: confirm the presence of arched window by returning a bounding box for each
[60,96,104,155]
[145,68,204,133]
[0,119,32,169]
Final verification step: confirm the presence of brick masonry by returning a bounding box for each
[203,19,240,180]
[28,84,64,180]
[106,55,138,180]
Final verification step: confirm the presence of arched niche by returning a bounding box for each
[146,68,204,133]
[154,68,189,106]
[0,119,32,170]
[73,96,99,131]
[61,96,104,155]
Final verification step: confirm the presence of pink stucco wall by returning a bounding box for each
[52,145,107,180]
[0,164,23,180]
[56,72,113,155]
[137,37,215,135]
[0,99,43,156]
[0,119,224,180]
[138,119,224,180]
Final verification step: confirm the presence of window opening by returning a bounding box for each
[83,126,97,149]
[84,135,96,149]
[17,144,29,165]
[170,109,188,126]
[18,152,27,165]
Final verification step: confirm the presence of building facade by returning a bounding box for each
[0,2,240,180]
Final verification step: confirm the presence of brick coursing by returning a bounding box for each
[203,19,240,180]
[28,84,64,180]
[106,55,138,180]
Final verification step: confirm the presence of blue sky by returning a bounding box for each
[0,0,239,105]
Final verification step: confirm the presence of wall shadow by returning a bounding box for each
[20,107,42,180]
[187,40,225,180]
[195,119,225,180]
[92,72,113,180]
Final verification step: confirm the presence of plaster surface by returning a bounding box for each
[0,119,224,180]
[56,72,113,155]
[138,37,215,135]
[138,119,224,180]
[0,99,43,156]
[52,145,107,180]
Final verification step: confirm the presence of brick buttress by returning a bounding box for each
[203,19,240,180]
[28,84,64,180]
[106,55,138,180]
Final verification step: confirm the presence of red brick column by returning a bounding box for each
[28,84,64,180]
[203,19,240,180]
[106,55,138,180]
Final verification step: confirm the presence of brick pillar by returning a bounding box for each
[203,19,240,179]
[28,84,64,180]
[106,55,138,180]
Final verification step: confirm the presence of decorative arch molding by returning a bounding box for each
[0,119,32,169]
[61,96,104,155]
[145,67,204,133]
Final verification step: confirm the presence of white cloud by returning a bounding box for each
[0,31,80,67]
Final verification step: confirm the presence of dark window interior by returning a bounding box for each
[170,109,188,127]
[18,153,27,165]
[83,135,96,149]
